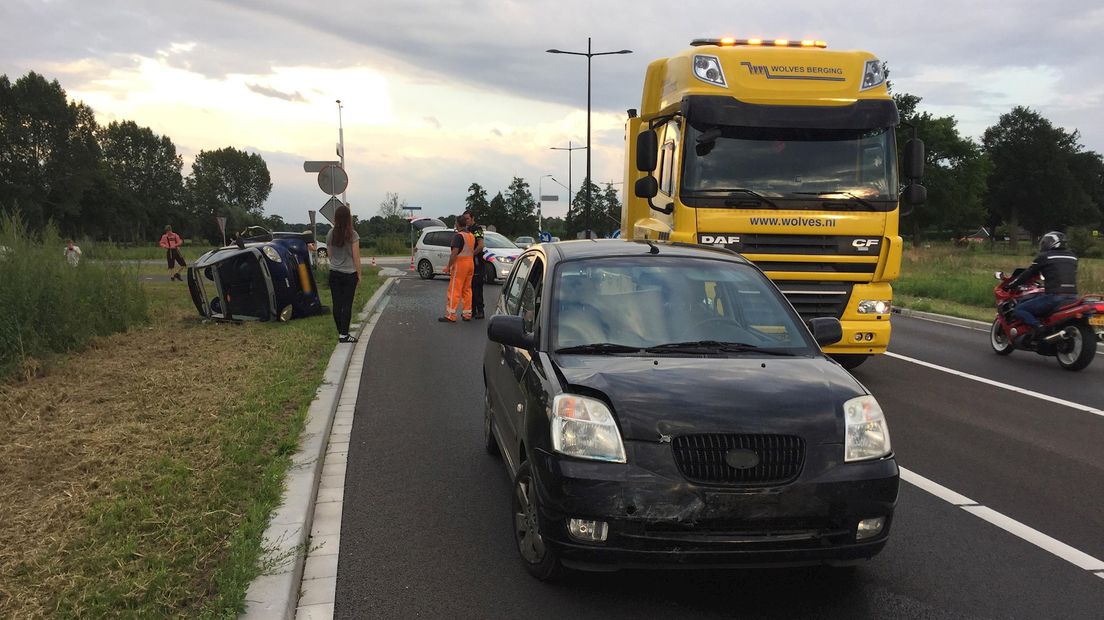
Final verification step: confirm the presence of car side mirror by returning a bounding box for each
[636,129,658,172]
[902,138,924,179]
[635,176,658,199]
[488,315,535,350]
[808,317,843,347]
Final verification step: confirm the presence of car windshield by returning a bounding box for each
[682,123,898,211]
[553,256,814,355]
[516,236,534,243]
[484,232,517,249]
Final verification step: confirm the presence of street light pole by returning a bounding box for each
[550,141,586,218]
[336,100,346,204]
[548,39,632,239]
[538,174,553,234]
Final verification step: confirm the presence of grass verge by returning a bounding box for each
[0,262,383,617]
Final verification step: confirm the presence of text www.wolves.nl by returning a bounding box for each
[749,217,837,227]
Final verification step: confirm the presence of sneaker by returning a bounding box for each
[339,334,358,343]
[462,315,472,322]
[473,311,485,320]
[438,317,455,323]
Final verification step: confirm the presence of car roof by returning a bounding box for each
[539,239,750,265]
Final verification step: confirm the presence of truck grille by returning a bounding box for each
[777,282,853,319]
[672,434,805,486]
[734,234,878,256]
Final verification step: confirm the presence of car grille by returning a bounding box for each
[777,282,854,320]
[672,434,805,486]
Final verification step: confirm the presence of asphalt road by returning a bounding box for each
[336,275,1104,619]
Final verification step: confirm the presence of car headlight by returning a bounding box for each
[844,395,891,462]
[279,305,294,322]
[497,255,515,264]
[860,59,886,90]
[551,394,626,463]
[262,246,282,263]
[857,300,891,314]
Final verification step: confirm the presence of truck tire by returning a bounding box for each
[831,354,869,370]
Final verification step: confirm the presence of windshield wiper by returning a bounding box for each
[555,342,642,355]
[792,191,876,211]
[683,188,779,209]
[645,341,798,356]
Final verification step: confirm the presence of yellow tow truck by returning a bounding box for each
[623,37,925,369]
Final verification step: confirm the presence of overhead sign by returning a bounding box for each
[303,160,340,173]
[317,165,349,196]
[540,195,559,202]
[319,197,345,223]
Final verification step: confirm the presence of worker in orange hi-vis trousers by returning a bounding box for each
[439,214,476,323]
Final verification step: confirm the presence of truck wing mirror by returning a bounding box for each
[635,176,658,199]
[637,129,658,172]
[902,183,926,207]
[902,138,925,180]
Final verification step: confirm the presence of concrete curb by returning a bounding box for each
[242,277,397,619]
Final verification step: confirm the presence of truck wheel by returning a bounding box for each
[1056,323,1096,371]
[831,354,869,370]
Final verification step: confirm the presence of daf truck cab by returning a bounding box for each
[623,38,925,369]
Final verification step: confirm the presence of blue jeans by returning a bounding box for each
[1013,294,1077,328]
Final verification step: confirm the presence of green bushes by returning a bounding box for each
[364,234,409,256]
[1067,227,1104,258]
[0,214,148,379]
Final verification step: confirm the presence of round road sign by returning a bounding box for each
[318,165,349,196]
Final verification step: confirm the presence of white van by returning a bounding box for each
[414,227,522,283]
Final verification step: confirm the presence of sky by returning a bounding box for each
[2,0,1103,225]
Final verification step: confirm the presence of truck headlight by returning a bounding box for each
[860,59,886,90]
[551,394,626,463]
[844,395,891,462]
[692,54,727,87]
[857,300,891,314]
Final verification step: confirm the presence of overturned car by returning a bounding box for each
[187,232,324,321]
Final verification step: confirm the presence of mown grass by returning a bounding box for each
[896,243,1104,320]
[0,259,383,617]
[0,215,148,380]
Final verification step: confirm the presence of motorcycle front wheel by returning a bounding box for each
[1056,323,1096,371]
[990,319,1015,356]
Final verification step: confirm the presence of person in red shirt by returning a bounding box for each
[159,225,186,281]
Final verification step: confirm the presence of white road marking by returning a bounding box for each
[885,352,1104,418]
[900,467,1104,576]
[902,312,1104,352]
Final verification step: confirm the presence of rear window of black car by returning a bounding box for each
[553,256,814,354]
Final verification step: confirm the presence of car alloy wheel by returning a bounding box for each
[417,259,434,280]
[511,462,561,580]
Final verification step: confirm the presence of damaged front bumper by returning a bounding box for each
[531,441,899,570]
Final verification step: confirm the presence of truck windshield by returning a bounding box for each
[682,124,898,211]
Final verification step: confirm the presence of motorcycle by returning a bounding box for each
[990,270,1104,371]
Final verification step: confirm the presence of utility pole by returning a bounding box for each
[336,100,346,204]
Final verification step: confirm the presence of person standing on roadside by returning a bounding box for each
[159,225,186,281]
[63,239,82,267]
[465,209,486,319]
[440,215,475,323]
[327,204,362,343]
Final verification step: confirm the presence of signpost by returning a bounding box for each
[539,231,553,243]
[319,196,343,224]
[216,216,227,247]
[317,164,348,196]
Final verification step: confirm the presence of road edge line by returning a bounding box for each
[900,466,1104,574]
[242,276,396,619]
[894,306,1104,352]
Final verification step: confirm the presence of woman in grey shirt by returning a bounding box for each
[326,204,361,342]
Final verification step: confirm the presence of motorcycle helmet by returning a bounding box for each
[1039,231,1066,251]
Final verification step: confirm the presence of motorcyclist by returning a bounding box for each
[1003,231,1079,345]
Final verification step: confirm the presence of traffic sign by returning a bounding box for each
[303,160,340,173]
[318,165,348,196]
[319,197,345,223]
[538,231,553,243]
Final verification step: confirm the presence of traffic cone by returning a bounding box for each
[408,255,415,271]
[371,256,376,267]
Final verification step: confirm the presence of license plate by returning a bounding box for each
[1090,316,1104,326]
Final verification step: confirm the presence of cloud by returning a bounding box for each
[423,116,441,129]
[246,82,307,102]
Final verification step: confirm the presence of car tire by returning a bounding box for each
[417,259,435,280]
[484,263,497,285]
[990,319,1014,356]
[831,354,869,370]
[484,388,500,457]
[512,462,562,581]
[1055,323,1096,371]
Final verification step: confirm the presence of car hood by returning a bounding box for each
[484,247,523,260]
[552,354,867,443]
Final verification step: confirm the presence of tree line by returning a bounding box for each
[1,71,275,244]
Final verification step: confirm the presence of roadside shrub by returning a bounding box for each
[1067,226,1103,258]
[0,214,148,379]
[367,235,408,256]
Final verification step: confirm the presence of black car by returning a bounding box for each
[483,240,898,579]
